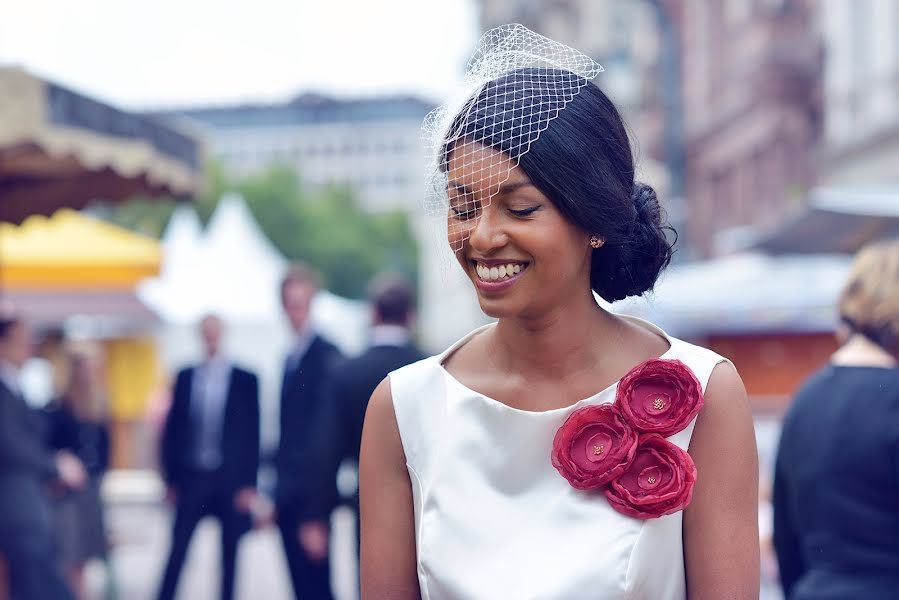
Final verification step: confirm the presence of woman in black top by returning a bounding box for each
[773,239,899,599]
[44,347,111,598]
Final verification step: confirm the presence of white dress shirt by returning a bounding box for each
[191,356,232,470]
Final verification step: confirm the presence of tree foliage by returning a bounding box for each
[95,162,419,298]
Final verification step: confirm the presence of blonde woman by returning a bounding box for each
[774,239,899,599]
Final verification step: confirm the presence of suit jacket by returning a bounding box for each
[0,379,58,535]
[310,341,424,518]
[161,364,260,492]
[275,334,343,512]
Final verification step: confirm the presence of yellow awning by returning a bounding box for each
[0,208,161,289]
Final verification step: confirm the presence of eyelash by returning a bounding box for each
[451,205,479,220]
[449,203,538,220]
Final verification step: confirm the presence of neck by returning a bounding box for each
[492,290,616,379]
[832,334,898,368]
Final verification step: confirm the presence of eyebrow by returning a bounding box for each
[447,180,535,196]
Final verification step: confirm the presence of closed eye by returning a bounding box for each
[448,189,480,220]
[509,206,539,217]
[451,205,480,220]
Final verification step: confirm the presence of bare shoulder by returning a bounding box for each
[362,377,406,468]
[683,359,760,598]
[365,378,398,437]
[360,377,420,597]
[366,377,394,421]
[690,359,756,460]
[705,360,749,406]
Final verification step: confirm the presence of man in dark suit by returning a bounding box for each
[157,314,260,600]
[0,308,85,600]
[275,263,343,600]
[311,273,424,561]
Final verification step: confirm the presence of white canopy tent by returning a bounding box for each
[138,193,368,449]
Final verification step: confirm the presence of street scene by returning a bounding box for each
[94,480,358,600]
[2,0,899,598]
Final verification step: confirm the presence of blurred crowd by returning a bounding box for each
[0,264,422,600]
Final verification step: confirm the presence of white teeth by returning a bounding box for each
[475,262,527,281]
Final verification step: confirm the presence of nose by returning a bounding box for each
[468,204,508,253]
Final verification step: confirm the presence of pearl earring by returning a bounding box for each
[589,235,603,249]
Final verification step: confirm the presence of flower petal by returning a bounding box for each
[603,434,697,519]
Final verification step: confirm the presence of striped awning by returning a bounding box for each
[0,67,203,224]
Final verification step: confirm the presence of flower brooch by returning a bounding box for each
[551,358,703,519]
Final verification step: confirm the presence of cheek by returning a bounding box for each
[539,230,590,272]
[446,218,475,255]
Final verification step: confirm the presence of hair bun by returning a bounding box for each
[589,181,675,302]
[631,182,660,228]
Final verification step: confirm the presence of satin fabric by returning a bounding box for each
[390,317,726,599]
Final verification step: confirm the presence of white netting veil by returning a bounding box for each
[422,24,604,263]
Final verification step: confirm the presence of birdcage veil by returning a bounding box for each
[422,24,604,266]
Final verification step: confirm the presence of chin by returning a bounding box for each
[475,294,520,320]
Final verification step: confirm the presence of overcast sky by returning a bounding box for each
[0,0,479,109]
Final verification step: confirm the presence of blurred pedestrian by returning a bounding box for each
[0,307,85,600]
[157,314,260,600]
[275,263,343,600]
[311,272,424,566]
[773,239,899,599]
[43,345,111,599]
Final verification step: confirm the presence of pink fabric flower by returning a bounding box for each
[551,403,638,490]
[603,434,697,519]
[615,358,703,437]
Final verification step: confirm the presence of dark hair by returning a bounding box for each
[0,318,17,340]
[0,306,22,340]
[368,272,415,325]
[442,68,675,302]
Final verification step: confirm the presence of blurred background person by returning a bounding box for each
[43,344,111,600]
[0,307,86,600]
[275,263,343,600]
[773,239,899,599]
[310,272,424,574]
[157,314,260,600]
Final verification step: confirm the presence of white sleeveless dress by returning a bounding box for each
[389,317,728,600]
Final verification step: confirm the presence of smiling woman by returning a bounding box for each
[360,24,760,600]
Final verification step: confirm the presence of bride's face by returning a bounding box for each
[445,143,593,319]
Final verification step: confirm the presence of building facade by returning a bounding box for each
[672,0,823,257]
[820,0,899,188]
[156,94,433,212]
